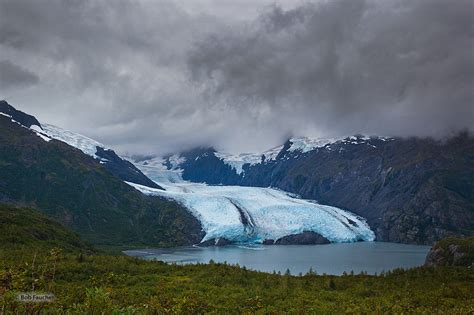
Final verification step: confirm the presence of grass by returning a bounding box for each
[1,248,473,313]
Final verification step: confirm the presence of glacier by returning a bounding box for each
[129,159,375,245]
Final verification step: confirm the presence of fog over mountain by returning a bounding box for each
[0,0,472,155]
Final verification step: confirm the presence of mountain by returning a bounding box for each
[156,134,474,245]
[3,99,472,246]
[0,100,161,190]
[0,100,42,129]
[0,102,202,246]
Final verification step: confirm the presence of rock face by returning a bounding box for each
[425,237,474,267]
[274,231,330,245]
[0,100,42,128]
[176,147,242,184]
[168,134,474,245]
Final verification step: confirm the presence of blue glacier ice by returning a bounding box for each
[128,159,375,244]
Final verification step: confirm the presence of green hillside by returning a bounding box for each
[0,203,94,253]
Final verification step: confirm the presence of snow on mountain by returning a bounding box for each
[0,102,52,142]
[288,137,336,153]
[213,137,341,174]
[0,101,107,158]
[30,125,52,142]
[211,136,395,175]
[36,122,163,189]
[0,112,53,143]
[214,144,285,175]
[167,154,186,170]
[214,152,264,175]
[0,100,42,129]
[130,159,375,244]
[40,123,106,160]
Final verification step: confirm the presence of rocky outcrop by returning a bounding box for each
[0,100,41,128]
[199,238,232,246]
[273,231,330,245]
[425,237,474,267]
[177,147,242,185]
[199,232,330,246]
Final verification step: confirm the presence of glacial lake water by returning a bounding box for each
[124,242,431,275]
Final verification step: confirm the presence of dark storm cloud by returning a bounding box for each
[0,0,472,155]
[0,60,39,88]
[0,0,225,154]
[188,0,474,139]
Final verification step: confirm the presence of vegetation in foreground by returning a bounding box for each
[1,250,472,314]
[1,204,473,314]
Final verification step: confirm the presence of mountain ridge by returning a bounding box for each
[152,133,474,245]
[0,100,162,190]
[0,104,203,246]
[0,100,42,129]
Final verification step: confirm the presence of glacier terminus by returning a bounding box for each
[128,159,375,245]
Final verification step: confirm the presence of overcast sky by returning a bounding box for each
[0,0,472,155]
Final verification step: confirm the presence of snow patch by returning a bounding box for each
[31,125,52,142]
[1,112,51,142]
[288,137,335,153]
[215,145,284,175]
[40,124,105,159]
[214,152,263,175]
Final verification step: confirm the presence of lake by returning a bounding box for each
[124,242,431,275]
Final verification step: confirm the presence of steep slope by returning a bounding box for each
[157,134,474,245]
[38,123,163,189]
[0,100,161,189]
[0,203,94,252]
[0,114,203,246]
[0,100,41,129]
